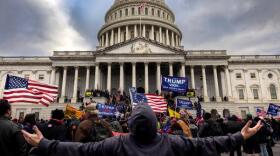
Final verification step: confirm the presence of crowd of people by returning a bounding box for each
[0,90,280,156]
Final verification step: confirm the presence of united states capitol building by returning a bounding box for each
[1,0,279,119]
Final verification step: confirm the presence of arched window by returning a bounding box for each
[132,8,135,15]
[270,84,277,99]
[120,10,122,18]
[158,10,160,17]
[151,8,154,16]
[145,8,148,15]
[125,8,128,16]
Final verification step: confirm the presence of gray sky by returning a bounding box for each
[0,0,279,56]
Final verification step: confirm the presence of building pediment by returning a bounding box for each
[96,38,185,55]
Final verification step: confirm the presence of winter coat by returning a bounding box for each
[38,119,68,141]
[0,116,27,156]
[35,104,244,156]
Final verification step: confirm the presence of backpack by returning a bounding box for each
[89,120,111,142]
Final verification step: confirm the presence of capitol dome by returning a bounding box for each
[98,0,182,48]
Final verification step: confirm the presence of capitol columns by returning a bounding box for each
[119,63,124,94]
[132,62,136,88]
[181,63,186,77]
[166,29,170,46]
[213,66,222,102]
[225,66,233,101]
[190,66,195,89]
[159,27,162,43]
[71,66,79,103]
[150,25,155,40]
[171,32,175,47]
[105,32,109,47]
[144,62,149,93]
[110,29,114,46]
[94,63,100,90]
[118,27,121,43]
[85,66,90,92]
[156,62,161,93]
[125,26,129,41]
[142,25,146,38]
[169,62,173,76]
[107,63,112,93]
[59,66,68,103]
[202,66,209,102]
[134,25,138,37]
[50,66,56,85]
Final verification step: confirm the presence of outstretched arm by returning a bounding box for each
[171,120,262,156]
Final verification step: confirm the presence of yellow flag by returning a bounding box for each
[168,108,181,118]
[65,104,84,119]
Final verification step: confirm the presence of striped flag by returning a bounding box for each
[129,88,167,113]
[256,108,267,117]
[145,94,167,113]
[3,74,58,107]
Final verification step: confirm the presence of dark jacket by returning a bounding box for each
[35,104,244,156]
[198,119,224,137]
[38,119,68,141]
[0,116,27,156]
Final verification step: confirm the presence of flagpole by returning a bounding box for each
[140,11,142,37]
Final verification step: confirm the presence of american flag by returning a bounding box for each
[3,75,58,107]
[256,108,267,117]
[138,2,146,12]
[129,87,167,113]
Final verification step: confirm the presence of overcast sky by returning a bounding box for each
[0,0,279,56]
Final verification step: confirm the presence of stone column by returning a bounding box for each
[118,27,121,43]
[119,63,124,94]
[166,29,170,45]
[159,27,162,43]
[181,63,186,77]
[171,31,175,47]
[94,64,99,90]
[190,66,195,89]
[126,26,129,41]
[134,25,138,37]
[142,24,146,38]
[110,29,114,46]
[85,66,90,92]
[105,32,109,47]
[151,25,154,40]
[156,63,161,93]
[169,62,173,76]
[213,66,221,102]
[71,66,79,103]
[175,35,178,46]
[257,69,264,101]
[225,66,233,101]
[202,66,209,102]
[50,67,56,85]
[132,62,136,88]
[107,63,111,93]
[145,62,149,93]
[59,67,67,103]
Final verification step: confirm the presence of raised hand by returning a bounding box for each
[241,120,262,140]
[21,126,44,147]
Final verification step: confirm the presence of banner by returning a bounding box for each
[176,99,193,109]
[97,103,116,117]
[65,105,84,119]
[161,76,188,93]
[267,103,280,116]
[168,108,181,118]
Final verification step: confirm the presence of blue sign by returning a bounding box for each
[267,103,280,116]
[176,99,193,109]
[97,103,116,117]
[161,76,188,93]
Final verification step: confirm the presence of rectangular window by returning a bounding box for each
[24,74,30,79]
[236,73,242,79]
[132,8,135,15]
[238,89,244,100]
[39,74,44,81]
[253,89,259,99]
[250,73,256,79]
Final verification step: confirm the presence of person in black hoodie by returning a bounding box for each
[22,104,262,156]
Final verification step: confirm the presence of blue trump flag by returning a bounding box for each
[176,99,193,109]
[161,76,188,93]
[267,103,280,116]
[97,103,116,117]
[129,87,148,106]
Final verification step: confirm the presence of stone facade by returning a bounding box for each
[0,0,279,119]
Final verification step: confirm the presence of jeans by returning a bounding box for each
[259,143,269,156]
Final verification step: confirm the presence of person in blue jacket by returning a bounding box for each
[22,104,262,156]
